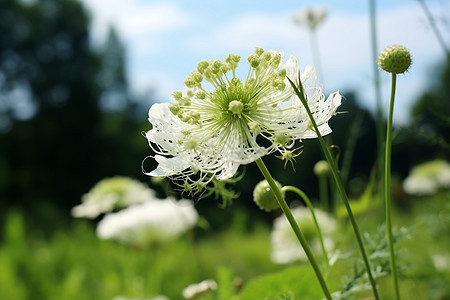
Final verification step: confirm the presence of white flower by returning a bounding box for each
[145,47,341,192]
[432,254,450,272]
[96,197,198,247]
[271,206,336,264]
[71,176,155,219]
[182,279,218,299]
[403,159,450,195]
[292,6,328,31]
[293,65,341,138]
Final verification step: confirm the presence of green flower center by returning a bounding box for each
[228,100,244,116]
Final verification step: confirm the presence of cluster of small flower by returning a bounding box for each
[145,47,341,194]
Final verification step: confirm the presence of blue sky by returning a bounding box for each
[81,0,449,124]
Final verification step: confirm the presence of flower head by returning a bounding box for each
[145,48,341,192]
[377,45,412,74]
[292,6,328,31]
[71,176,155,219]
[271,206,336,264]
[182,279,218,299]
[403,159,450,195]
[96,197,198,247]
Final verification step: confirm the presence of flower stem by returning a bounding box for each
[385,73,401,300]
[282,185,330,267]
[369,0,386,199]
[287,77,380,300]
[318,174,330,212]
[417,0,450,60]
[255,158,332,300]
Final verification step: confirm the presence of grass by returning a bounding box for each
[0,190,449,299]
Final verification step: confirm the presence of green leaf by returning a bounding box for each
[239,265,328,300]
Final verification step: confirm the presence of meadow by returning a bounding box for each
[1,188,449,300]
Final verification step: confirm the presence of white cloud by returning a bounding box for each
[82,0,191,54]
[184,2,448,124]
[81,0,449,124]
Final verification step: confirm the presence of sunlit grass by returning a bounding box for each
[1,191,449,299]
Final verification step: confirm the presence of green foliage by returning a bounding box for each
[239,265,332,300]
[1,192,449,299]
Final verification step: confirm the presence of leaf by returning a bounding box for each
[239,265,329,300]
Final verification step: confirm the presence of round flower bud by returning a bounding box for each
[253,180,283,212]
[377,45,412,74]
[314,160,330,177]
[172,90,183,101]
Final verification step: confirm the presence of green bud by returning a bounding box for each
[276,81,286,91]
[184,76,196,88]
[221,63,231,74]
[247,53,255,64]
[377,45,412,74]
[211,59,223,73]
[278,69,287,78]
[253,180,283,212]
[197,60,209,74]
[250,56,261,68]
[262,51,272,61]
[169,104,180,115]
[255,47,264,56]
[195,91,206,100]
[191,71,203,83]
[271,54,282,67]
[186,89,194,97]
[173,90,183,101]
[179,97,191,106]
[225,53,239,64]
[314,160,330,176]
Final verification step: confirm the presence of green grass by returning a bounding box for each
[1,191,449,299]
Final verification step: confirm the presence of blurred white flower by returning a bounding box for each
[182,279,217,299]
[292,6,328,31]
[403,159,450,196]
[71,176,155,219]
[97,197,198,247]
[432,254,450,272]
[271,206,336,264]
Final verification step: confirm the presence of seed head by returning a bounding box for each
[377,45,412,74]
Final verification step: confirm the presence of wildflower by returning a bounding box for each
[403,159,450,195]
[292,6,328,31]
[145,48,341,192]
[71,176,155,219]
[271,206,336,264]
[182,279,218,299]
[377,45,412,74]
[432,254,450,272]
[96,197,198,247]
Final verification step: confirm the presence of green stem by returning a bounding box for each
[282,185,330,267]
[318,174,330,212]
[417,0,450,60]
[385,73,401,300]
[287,77,380,300]
[255,158,332,300]
[370,0,386,198]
